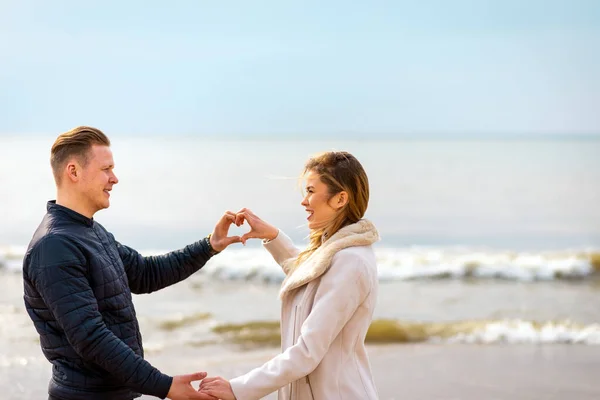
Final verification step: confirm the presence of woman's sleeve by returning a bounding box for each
[262,230,301,275]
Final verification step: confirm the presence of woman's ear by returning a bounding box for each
[333,191,348,210]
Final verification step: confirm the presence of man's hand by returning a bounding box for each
[210,211,243,252]
[167,372,217,400]
[198,376,236,400]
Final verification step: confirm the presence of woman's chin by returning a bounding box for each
[307,220,324,230]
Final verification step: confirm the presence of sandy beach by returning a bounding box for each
[3,343,599,399]
[2,269,600,399]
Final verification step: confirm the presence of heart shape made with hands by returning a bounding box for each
[232,208,275,245]
[231,211,257,245]
[227,217,252,239]
[212,208,274,250]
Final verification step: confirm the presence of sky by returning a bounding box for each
[0,0,599,137]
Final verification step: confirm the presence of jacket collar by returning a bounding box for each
[47,200,94,227]
[279,219,379,298]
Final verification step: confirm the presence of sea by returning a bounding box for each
[1,136,599,398]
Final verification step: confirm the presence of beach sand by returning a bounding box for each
[4,343,599,400]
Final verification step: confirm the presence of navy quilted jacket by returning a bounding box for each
[23,201,215,399]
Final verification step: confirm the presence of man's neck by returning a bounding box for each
[56,192,95,219]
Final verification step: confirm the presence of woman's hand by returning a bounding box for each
[234,208,279,244]
[198,376,236,400]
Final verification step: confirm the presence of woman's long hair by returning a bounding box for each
[295,151,370,265]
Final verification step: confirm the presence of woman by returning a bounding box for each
[200,151,380,400]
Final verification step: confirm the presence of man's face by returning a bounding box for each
[78,145,118,214]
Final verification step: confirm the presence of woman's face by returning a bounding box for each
[301,170,340,230]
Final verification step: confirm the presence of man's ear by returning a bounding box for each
[66,162,79,182]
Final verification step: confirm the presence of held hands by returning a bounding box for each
[209,209,278,252]
[198,376,236,400]
[167,372,217,400]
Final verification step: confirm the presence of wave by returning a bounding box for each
[366,319,600,345]
[2,244,599,282]
[375,247,600,281]
[207,319,600,346]
[168,246,600,282]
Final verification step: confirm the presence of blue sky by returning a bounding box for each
[1,0,599,136]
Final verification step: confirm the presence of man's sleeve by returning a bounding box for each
[113,235,214,294]
[28,235,173,399]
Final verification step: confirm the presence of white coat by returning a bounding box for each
[230,219,380,400]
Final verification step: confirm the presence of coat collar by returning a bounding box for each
[47,200,94,227]
[279,219,379,298]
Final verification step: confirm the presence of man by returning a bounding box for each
[22,126,239,400]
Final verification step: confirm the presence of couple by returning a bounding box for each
[22,126,380,400]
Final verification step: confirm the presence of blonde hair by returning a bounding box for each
[295,151,370,265]
[50,126,110,184]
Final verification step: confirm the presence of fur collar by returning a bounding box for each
[279,219,379,298]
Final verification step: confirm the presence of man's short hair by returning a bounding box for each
[50,126,110,184]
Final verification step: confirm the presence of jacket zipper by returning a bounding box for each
[292,305,299,343]
[290,305,299,400]
[306,375,316,399]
